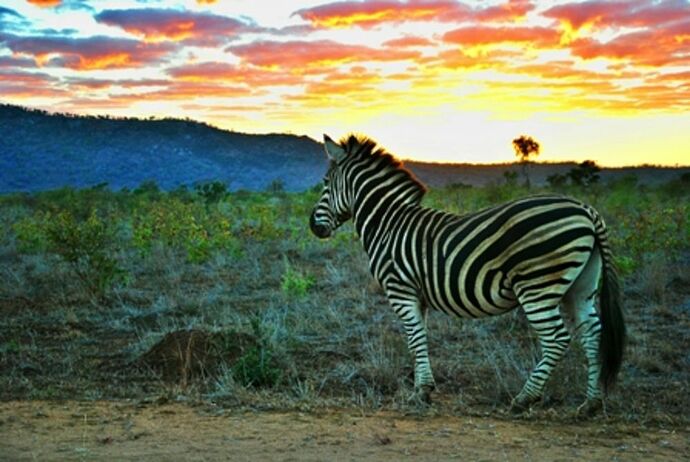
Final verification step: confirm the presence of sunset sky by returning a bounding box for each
[1,0,688,166]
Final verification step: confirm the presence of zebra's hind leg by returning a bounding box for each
[563,249,604,416]
[510,298,571,414]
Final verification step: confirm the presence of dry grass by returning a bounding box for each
[0,185,688,425]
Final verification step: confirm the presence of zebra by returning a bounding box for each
[309,134,626,415]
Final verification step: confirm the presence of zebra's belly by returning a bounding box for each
[421,272,518,318]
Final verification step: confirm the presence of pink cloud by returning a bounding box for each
[476,0,534,22]
[228,40,420,68]
[3,33,177,70]
[168,62,304,86]
[543,0,688,30]
[64,78,170,90]
[542,1,690,68]
[0,69,64,97]
[133,82,253,100]
[95,8,259,46]
[62,83,255,109]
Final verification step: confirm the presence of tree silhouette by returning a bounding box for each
[512,135,540,162]
[568,160,601,187]
[512,135,540,188]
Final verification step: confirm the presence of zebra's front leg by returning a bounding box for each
[390,298,436,405]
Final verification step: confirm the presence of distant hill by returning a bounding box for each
[0,104,327,192]
[1,104,688,193]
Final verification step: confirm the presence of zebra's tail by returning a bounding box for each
[592,211,626,394]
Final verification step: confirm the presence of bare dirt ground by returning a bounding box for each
[1,400,687,461]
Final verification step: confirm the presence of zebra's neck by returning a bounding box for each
[349,163,425,253]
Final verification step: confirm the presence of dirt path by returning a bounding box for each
[1,401,687,461]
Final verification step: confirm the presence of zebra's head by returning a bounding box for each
[309,134,353,239]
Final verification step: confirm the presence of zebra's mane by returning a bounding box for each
[339,134,427,197]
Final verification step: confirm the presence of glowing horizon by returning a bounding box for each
[1,0,688,167]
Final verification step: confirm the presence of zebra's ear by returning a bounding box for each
[323,134,346,163]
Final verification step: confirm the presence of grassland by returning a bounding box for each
[0,176,688,425]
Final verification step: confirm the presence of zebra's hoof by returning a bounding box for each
[509,395,538,414]
[408,385,434,407]
[576,399,603,417]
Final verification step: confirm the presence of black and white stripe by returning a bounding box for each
[310,134,626,413]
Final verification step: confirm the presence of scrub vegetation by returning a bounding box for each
[1,175,688,424]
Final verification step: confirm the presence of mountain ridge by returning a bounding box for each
[1,104,687,193]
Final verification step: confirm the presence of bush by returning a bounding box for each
[132,198,240,263]
[608,204,688,274]
[231,318,282,388]
[195,181,228,207]
[546,173,568,189]
[14,209,125,297]
[281,260,315,298]
[568,160,601,187]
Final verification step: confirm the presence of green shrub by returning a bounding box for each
[568,160,601,187]
[13,213,49,252]
[546,173,568,189]
[14,209,125,297]
[132,198,241,262]
[608,204,688,273]
[195,181,228,207]
[237,201,282,240]
[231,346,281,388]
[281,260,315,298]
[231,319,281,388]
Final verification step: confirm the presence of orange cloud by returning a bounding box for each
[513,61,615,80]
[443,25,560,47]
[434,49,489,69]
[570,25,690,67]
[228,40,420,69]
[654,71,690,83]
[292,0,471,28]
[293,0,533,28]
[95,8,257,46]
[26,0,61,7]
[383,36,435,48]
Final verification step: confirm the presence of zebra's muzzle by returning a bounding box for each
[309,211,331,238]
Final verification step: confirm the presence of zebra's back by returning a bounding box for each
[389,195,599,318]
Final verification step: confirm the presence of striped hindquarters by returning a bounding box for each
[397,195,598,318]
